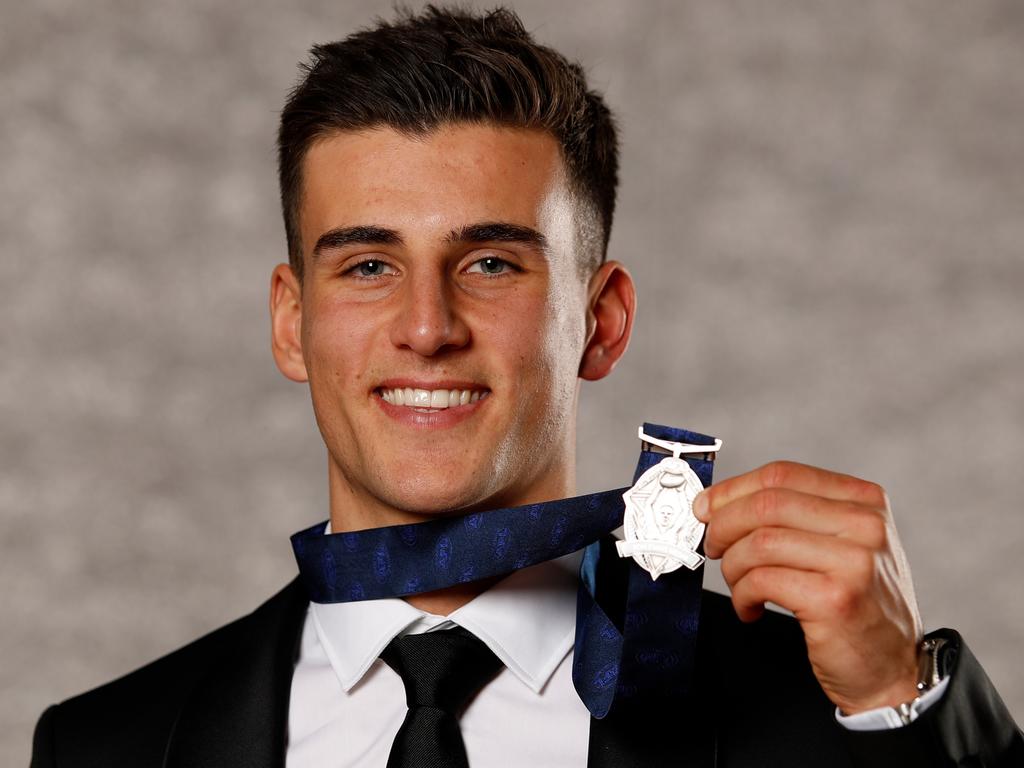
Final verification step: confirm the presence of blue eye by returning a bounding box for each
[468,257,512,275]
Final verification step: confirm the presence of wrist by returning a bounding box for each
[840,677,919,716]
[838,638,947,718]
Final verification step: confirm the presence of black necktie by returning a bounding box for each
[381,626,503,768]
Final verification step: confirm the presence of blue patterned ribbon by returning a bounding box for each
[290,422,718,717]
[573,423,716,717]
[291,489,627,603]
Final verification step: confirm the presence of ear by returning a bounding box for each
[270,263,309,383]
[579,260,636,381]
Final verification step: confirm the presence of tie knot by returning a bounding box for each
[381,626,503,713]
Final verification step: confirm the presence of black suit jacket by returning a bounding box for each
[31,576,1023,767]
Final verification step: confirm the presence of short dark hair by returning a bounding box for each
[277,4,619,283]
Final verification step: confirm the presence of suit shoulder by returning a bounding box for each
[61,605,246,712]
[34,579,306,767]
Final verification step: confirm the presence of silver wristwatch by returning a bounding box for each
[895,637,948,725]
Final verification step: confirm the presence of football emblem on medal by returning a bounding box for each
[617,428,723,580]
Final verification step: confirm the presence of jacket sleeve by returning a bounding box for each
[840,629,1024,767]
[30,705,58,768]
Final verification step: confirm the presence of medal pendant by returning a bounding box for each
[617,457,706,579]
[617,428,722,580]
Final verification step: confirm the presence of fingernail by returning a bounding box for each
[693,492,709,521]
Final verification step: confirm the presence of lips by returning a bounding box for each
[377,386,489,410]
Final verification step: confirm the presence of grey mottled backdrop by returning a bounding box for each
[2,1,1022,762]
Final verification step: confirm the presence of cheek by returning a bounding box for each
[540,289,589,379]
[302,298,379,390]
[502,297,586,402]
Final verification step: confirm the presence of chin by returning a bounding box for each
[364,454,499,514]
[374,472,494,518]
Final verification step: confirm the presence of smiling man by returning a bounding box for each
[270,125,621,543]
[31,6,1021,768]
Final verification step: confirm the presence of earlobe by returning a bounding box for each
[269,263,309,383]
[579,261,636,381]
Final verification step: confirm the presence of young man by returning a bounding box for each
[31,7,1021,767]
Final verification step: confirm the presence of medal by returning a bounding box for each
[617,427,723,580]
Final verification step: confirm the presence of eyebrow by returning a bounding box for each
[311,221,549,258]
[446,222,549,253]
[313,225,402,256]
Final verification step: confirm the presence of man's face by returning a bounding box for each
[284,124,600,527]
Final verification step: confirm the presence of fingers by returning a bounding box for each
[729,566,829,623]
[689,459,922,713]
[718,526,873,587]
[702,487,889,559]
[695,461,889,521]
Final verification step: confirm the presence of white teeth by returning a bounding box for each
[380,387,487,409]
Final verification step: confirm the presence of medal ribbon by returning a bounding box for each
[573,423,715,717]
[290,422,718,717]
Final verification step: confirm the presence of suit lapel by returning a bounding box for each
[163,577,309,768]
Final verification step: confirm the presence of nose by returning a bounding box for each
[389,270,470,356]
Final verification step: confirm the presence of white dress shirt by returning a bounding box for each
[285,537,948,766]
[286,552,591,767]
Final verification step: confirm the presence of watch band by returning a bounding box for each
[895,637,948,725]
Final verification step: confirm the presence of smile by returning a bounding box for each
[377,387,489,410]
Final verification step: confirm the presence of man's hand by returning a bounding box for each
[693,461,923,714]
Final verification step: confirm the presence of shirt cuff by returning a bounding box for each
[834,675,950,731]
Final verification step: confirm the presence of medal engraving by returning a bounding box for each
[617,428,722,580]
[618,457,706,578]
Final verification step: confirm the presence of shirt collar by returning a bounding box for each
[309,522,580,694]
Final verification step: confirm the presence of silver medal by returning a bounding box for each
[617,428,722,580]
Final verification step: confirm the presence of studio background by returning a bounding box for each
[2,1,1021,763]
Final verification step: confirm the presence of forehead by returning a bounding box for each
[298,124,572,251]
